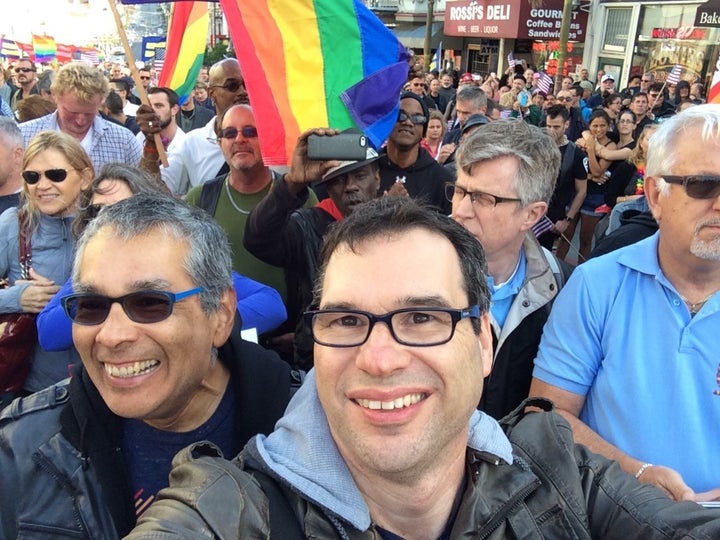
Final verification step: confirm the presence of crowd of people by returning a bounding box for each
[0,52,719,539]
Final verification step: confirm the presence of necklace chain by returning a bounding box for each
[224,177,251,215]
[679,291,717,314]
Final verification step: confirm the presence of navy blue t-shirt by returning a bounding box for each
[122,382,236,517]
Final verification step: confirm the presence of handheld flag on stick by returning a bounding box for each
[536,72,553,94]
[32,35,56,63]
[430,42,442,72]
[666,64,682,86]
[709,58,720,104]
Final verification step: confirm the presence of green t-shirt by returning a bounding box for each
[186,175,317,304]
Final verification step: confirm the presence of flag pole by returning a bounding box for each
[107,0,168,167]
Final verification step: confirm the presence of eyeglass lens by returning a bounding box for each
[220,126,258,139]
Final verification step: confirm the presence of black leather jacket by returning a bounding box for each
[0,328,298,540]
[126,398,720,539]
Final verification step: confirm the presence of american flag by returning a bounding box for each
[507,52,515,68]
[532,215,554,238]
[154,48,166,77]
[536,71,553,94]
[666,64,682,85]
[80,49,99,66]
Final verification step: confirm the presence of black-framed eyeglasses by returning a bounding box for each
[218,126,258,140]
[445,182,522,208]
[15,67,35,73]
[210,79,244,93]
[22,168,75,185]
[662,175,720,200]
[557,96,573,102]
[303,306,481,348]
[397,111,427,125]
[62,287,203,326]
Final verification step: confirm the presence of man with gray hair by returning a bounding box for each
[18,61,142,170]
[0,117,23,214]
[0,193,299,538]
[449,119,571,419]
[532,104,720,501]
[439,84,488,165]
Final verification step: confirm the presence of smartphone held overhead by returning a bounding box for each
[307,133,368,161]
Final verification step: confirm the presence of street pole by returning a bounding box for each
[424,0,435,71]
[555,0,574,90]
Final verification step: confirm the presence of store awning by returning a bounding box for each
[393,23,444,50]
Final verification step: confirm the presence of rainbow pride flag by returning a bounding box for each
[158,2,208,106]
[32,35,56,63]
[220,0,410,165]
[709,61,720,104]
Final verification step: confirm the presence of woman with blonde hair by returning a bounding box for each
[420,109,446,160]
[0,130,93,405]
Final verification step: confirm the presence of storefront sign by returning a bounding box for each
[444,0,589,40]
[652,27,707,39]
[695,0,720,27]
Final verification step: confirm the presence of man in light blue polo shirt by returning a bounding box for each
[531,104,720,502]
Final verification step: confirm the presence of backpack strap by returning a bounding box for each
[197,175,225,216]
[248,469,304,539]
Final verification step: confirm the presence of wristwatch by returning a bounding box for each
[563,215,574,222]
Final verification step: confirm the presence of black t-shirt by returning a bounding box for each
[0,192,20,217]
[547,143,588,221]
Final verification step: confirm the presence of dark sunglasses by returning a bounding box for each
[140,75,151,80]
[662,175,720,200]
[22,168,73,185]
[15,67,35,73]
[219,126,258,139]
[397,111,427,125]
[61,287,203,326]
[210,79,244,93]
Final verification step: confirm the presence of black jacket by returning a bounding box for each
[0,327,297,539]
[378,146,453,214]
[244,178,337,367]
[126,398,720,539]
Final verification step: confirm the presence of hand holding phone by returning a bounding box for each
[307,133,368,161]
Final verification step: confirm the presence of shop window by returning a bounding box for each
[603,7,632,53]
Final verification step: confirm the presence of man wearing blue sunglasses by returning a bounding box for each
[0,194,300,538]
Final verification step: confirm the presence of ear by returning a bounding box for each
[520,201,548,232]
[644,175,663,222]
[171,104,180,116]
[477,313,494,378]
[373,170,381,191]
[211,287,237,348]
[79,167,94,190]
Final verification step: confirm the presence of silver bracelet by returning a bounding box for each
[635,462,654,479]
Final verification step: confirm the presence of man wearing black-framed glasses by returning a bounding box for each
[533,104,720,502]
[377,92,453,213]
[451,119,571,420]
[128,196,720,539]
[0,193,299,538]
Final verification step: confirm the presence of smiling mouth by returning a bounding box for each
[104,359,159,378]
[355,393,426,410]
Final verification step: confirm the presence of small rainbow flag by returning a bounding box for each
[158,2,208,106]
[32,35,56,63]
[221,0,410,165]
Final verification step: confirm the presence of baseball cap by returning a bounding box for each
[578,80,593,92]
[320,147,379,184]
[601,74,615,83]
[460,73,474,83]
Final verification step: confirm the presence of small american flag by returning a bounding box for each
[666,64,682,85]
[154,48,166,77]
[532,215,554,238]
[507,52,515,68]
[536,72,553,94]
[80,49,99,66]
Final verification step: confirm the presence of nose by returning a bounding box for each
[94,302,139,348]
[354,320,410,377]
[452,190,474,219]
